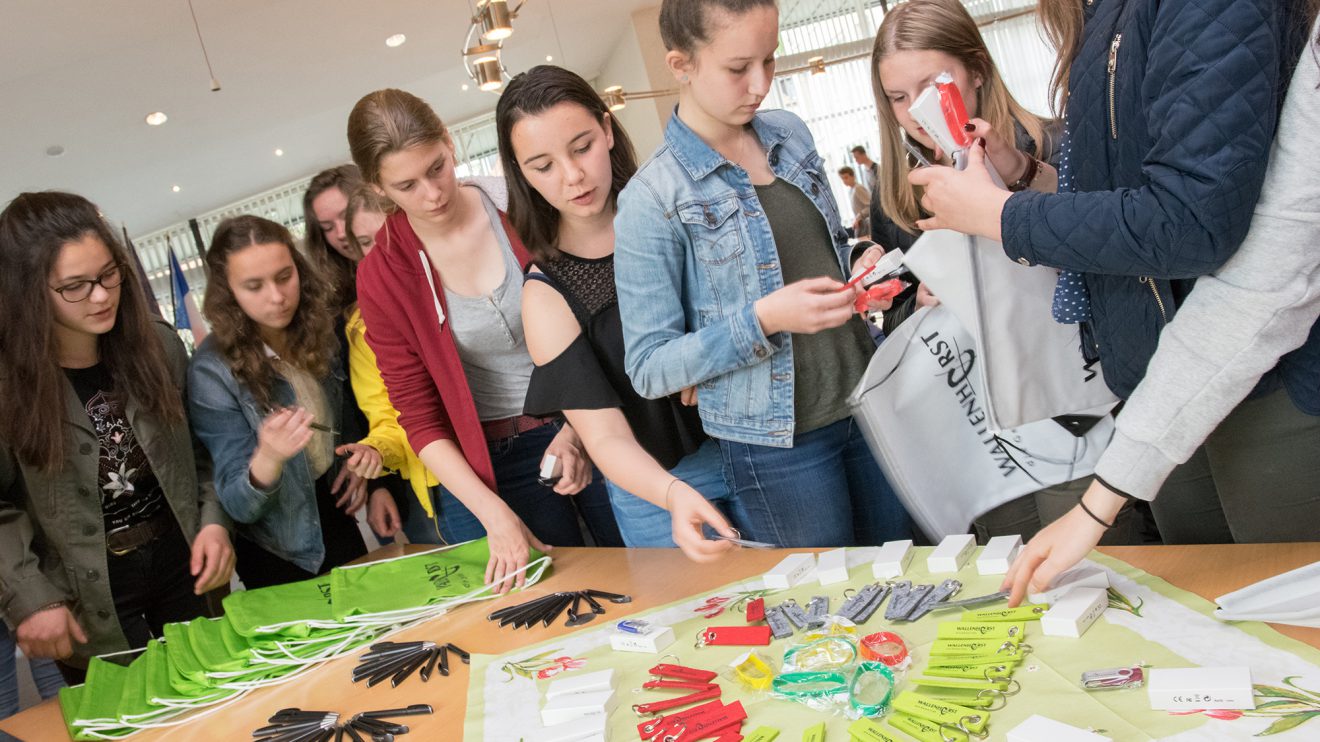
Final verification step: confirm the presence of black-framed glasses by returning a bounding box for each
[50,263,126,302]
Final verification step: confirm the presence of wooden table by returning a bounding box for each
[3,543,1317,740]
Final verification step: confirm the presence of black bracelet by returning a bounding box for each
[1077,496,1115,529]
[1006,155,1039,192]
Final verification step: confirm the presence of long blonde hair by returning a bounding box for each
[1036,0,1083,116]
[871,0,1047,234]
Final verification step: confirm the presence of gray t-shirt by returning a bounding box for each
[443,192,534,421]
[754,178,874,433]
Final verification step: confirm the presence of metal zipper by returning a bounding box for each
[1139,276,1167,324]
[1107,33,1123,140]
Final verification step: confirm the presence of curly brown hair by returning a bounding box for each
[202,215,335,410]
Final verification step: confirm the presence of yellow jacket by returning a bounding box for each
[345,306,439,517]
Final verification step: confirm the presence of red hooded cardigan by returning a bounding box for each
[356,203,531,493]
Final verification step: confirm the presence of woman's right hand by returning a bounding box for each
[965,117,1029,184]
[255,407,314,464]
[916,282,941,309]
[666,482,737,563]
[483,506,551,595]
[16,603,87,660]
[755,276,857,336]
[1002,480,1127,605]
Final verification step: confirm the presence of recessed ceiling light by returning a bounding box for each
[274,148,284,156]
[145,111,168,126]
[461,83,470,91]
[171,185,181,193]
[45,145,65,158]
[385,34,406,48]
[546,55,553,62]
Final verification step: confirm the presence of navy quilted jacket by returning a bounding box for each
[1000,0,1293,401]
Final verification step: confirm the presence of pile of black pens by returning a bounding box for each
[253,704,431,742]
[351,640,470,688]
[487,589,632,629]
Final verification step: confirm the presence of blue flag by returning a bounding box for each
[167,247,192,331]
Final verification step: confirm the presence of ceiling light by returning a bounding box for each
[473,58,504,91]
[479,1,514,41]
[385,34,406,47]
[461,83,470,91]
[546,55,553,62]
[808,56,826,74]
[274,148,284,156]
[602,86,626,112]
[45,145,66,158]
[145,111,168,126]
[171,185,181,193]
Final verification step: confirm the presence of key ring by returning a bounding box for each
[974,688,1009,711]
[940,719,989,742]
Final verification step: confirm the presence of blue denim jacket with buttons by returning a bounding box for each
[615,108,852,447]
[188,335,346,573]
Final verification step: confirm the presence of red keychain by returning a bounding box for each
[852,278,908,314]
[638,699,724,739]
[633,686,723,717]
[669,701,748,742]
[643,679,718,691]
[696,626,772,648]
[744,597,765,623]
[649,662,718,682]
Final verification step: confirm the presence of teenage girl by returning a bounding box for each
[498,65,746,560]
[614,0,912,547]
[0,192,233,678]
[189,215,379,589]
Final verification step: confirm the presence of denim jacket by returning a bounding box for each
[188,336,346,573]
[615,108,852,447]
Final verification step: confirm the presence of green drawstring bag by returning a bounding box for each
[59,657,135,739]
[221,575,336,638]
[328,538,550,621]
[185,617,253,673]
[162,622,215,693]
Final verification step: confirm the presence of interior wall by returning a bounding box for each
[594,5,676,161]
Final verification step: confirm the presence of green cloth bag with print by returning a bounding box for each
[328,538,551,620]
[221,575,337,638]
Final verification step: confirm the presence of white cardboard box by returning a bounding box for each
[608,625,675,654]
[1029,564,1110,604]
[872,540,914,579]
[546,668,615,699]
[1148,667,1255,711]
[928,534,976,573]
[540,713,610,742]
[764,553,815,589]
[977,535,1023,575]
[1040,587,1108,638]
[540,688,618,727]
[818,548,849,585]
[1007,715,1111,742]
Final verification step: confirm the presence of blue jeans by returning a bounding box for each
[1,623,65,721]
[719,417,911,547]
[428,423,622,547]
[604,440,747,547]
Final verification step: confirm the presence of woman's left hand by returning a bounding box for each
[909,140,1011,241]
[332,467,370,514]
[335,443,384,479]
[545,424,593,495]
[965,117,1030,184]
[189,524,236,595]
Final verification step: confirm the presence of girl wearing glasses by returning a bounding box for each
[188,215,382,589]
[0,192,234,680]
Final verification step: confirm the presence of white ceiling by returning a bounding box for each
[0,0,656,235]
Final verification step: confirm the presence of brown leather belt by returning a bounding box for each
[481,414,554,443]
[105,511,173,556]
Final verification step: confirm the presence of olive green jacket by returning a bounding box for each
[0,321,228,666]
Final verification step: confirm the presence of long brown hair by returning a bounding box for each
[496,65,638,262]
[0,192,182,470]
[659,0,778,53]
[1036,0,1083,116]
[347,89,449,189]
[871,0,1047,234]
[202,215,335,410]
[302,164,362,315]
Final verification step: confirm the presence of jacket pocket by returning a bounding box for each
[1107,33,1123,140]
[678,197,744,266]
